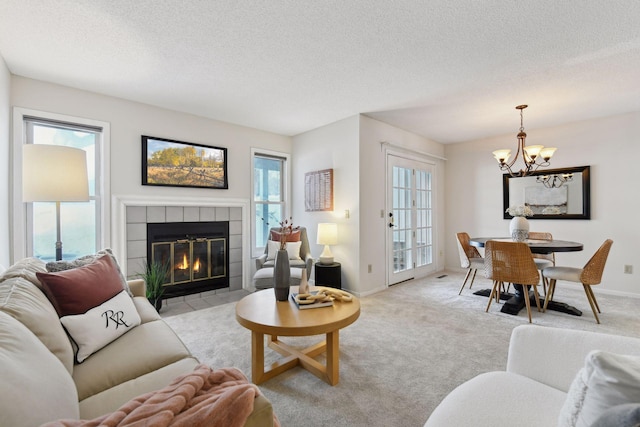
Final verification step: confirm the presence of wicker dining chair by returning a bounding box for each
[528,231,555,295]
[455,232,485,295]
[542,239,613,324]
[484,240,542,323]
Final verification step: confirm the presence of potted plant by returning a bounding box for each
[139,261,170,312]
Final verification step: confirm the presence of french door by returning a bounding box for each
[386,155,435,285]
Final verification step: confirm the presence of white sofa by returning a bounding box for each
[425,325,640,427]
[0,257,273,427]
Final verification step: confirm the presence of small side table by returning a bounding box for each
[315,262,341,289]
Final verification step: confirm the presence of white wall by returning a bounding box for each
[292,115,447,296]
[10,76,637,297]
[0,57,10,268]
[292,116,360,292]
[10,76,291,263]
[445,112,640,296]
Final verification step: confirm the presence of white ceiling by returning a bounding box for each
[1,1,639,143]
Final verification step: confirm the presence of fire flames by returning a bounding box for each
[175,253,201,272]
[176,253,189,270]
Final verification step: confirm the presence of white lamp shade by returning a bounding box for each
[539,147,557,160]
[523,145,543,158]
[22,144,90,202]
[492,149,511,163]
[317,223,338,245]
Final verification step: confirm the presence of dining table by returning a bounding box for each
[469,237,584,316]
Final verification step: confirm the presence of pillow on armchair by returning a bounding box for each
[270,229,301,242]
[591,403,640,427]
[558,350,640,427]
[266,240,302,261]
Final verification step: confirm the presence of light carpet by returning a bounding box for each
[163,271,640,427]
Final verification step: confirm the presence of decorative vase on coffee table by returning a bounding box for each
[273,249,291,301]
[509,216,530,242]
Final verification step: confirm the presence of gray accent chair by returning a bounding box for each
[253,227,314,290]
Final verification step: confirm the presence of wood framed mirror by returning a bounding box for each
[502,165,591,220]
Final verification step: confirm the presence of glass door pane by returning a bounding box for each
[392,166,413,274]
[387,155,435,285]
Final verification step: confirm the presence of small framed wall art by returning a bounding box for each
[305,168,334,211]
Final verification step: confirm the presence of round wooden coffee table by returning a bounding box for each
[235,287,360,386]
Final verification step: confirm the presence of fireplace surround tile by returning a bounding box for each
[146,206,166,222]
[126,223,146,241]
[127,206,147,223]
[215,207,230,221]
[199,207,215,221]
[166,206,184,222]
[127,240,146,258]
[230,220,241,235]
[184,207,200,222]
[124,204,244,297]
[230,207,241,221]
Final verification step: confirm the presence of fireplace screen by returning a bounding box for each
[151,238,226,286]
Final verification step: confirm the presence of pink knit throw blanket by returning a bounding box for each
[43,364,278,427]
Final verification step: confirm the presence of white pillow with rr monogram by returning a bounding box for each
[60,290,141,363]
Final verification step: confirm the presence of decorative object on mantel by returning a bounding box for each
[317,222,338,264]
[273,217,298,301]
[305,168,334,211]
[506,205,533,242]
[536,172,573,188]
[492,105,557,177]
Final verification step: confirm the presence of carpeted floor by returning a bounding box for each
[163,271,640,427]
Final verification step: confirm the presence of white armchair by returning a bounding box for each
[425,325,640,427]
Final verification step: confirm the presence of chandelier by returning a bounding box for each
[536,172,573,188]
[492,105,557,177]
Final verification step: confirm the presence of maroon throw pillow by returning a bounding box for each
[270,229,301,243]
[36,255,124,317]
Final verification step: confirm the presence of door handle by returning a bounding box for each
[388,212,394,228]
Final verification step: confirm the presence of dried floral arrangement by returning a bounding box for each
[278,217,300,250]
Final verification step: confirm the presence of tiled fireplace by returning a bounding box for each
[118,200,247,296]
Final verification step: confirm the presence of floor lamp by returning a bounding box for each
[22,144,89,261]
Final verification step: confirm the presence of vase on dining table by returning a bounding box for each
[509,216,529,242]
[273,249,291,301]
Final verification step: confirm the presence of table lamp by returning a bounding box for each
[317,222,338,265]
[22,144,89,261]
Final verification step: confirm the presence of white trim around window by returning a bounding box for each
[11,107,111,262]
[250,147,291,259]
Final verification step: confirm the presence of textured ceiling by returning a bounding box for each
[0,1,639,143]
